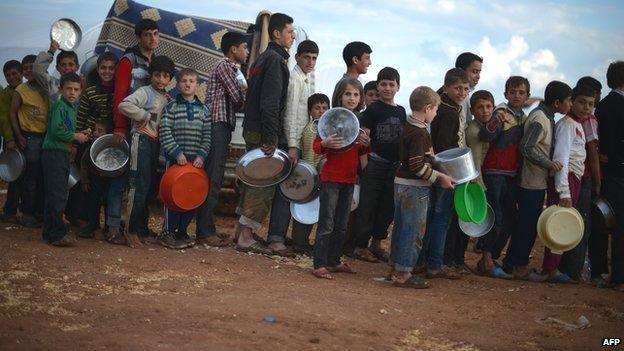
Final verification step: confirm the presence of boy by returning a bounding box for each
[21,55,36,82]
[341,42,372,80]
[540,85,592,283]
[236,13,294,255]
[363,81,379,109]
[33,40,80,103]
[159,68,212,249]
[596,61,624,291]
[41,73,89,246]
[351,67,406,263]
[390,86,454,289]
[421,68,469,279]
[267,39,319,252]
[505,80,572,280]
[291,93,330,254]
[196,31,248,248]
[476,76,529,276]
[465,90,494,189]
[118,55,174,247]
[454,52,483,123]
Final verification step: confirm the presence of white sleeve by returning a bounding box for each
[283,75,302,149]
[118,88,150,122]
[552,119,574,199]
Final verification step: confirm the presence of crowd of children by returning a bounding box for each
[0,13,623,292]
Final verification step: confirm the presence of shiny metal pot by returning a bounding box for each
[279,160,319,203]
[90,134,130,178]
[591,196,616,230]
[317,107,360,149]
[236,148,292,187]
[50,18,82,51]
[68,163,80,189]
[0,149,25,182]
[433,147,480,185]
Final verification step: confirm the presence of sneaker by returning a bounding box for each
[175,233,196,249]
[159,231,188,250]
[50,234,77,247]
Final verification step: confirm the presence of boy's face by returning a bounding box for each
[61,81,81,104]
[571,95,595,119]
[504,84,529,110]
[310,102,328,120]
[273,24,296,50]
[554,96,573,115]
[93,123,107,138]
[377,79,399,102]
[353,53,371,75]
[151,71,171,91]
[423,103,439,124]
[22,62,33,81]
[341,84,361,111]
[471,98,494,123]
[177,74,198,97]
[97,60,116,84]
[4,68,22,88]
[139,29,159,52]
[364,89,379,107]
[444,81,470,105]
[57,57,79,75]
[466,60,482,88]
[295,52,318,74]
[231,42,249,65]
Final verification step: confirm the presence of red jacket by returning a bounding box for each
[313,137,368,184]
[480,103,524,176]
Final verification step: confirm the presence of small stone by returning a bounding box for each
[117,258,123,262]
[379,309,388,315]
[309,337,320,344]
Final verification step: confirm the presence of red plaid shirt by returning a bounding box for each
[205,58,245,128]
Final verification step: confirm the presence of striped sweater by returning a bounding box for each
[76,83,114,132]
[160,94,212,161]
[300,118,322,167]
[395,117,440,186]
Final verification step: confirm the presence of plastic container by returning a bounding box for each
[159,164,210,212]
[454,182,487,224]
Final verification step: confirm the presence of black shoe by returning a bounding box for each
[158,231,188,250]
[78,225,99,238]
[20,215,41,228]
[50,234,77,247]
[175,232,196,249]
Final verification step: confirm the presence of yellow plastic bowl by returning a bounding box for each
[537,205,584,254]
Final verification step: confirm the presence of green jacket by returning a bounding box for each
[43,97,77,152]
[0,86,16,142]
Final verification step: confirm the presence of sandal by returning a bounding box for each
[270,247,296,258]
[490,266,513,279]
[393,275,429,289]
[235,241,272,255]
[196,236,231,247]
[353,248,379,263]
[328,262,356,274]
[514,269,548,282]
[369,247,389,262]
[426,267,461,280]
[312,267,333,280]
[547,272,574,284]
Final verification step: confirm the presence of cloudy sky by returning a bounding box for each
[1,0,623,107]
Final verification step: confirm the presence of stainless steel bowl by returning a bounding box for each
[279,160,319,203]
[236,148,292,187]
[317,107,360,149]
[90,134,130,178]
[591,196,616,230]
[0,149,25,182]
[68,163,80,189]
[459,204,495,237]
[81,53,99,76]
[290,196,319,225]
[433,147,480,185]
[50,18,82,51]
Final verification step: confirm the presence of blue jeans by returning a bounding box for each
[19,132,44,217]
[106,174,126,229]
[477,174,517,255]
[420,187,454,270]
[504,187,545,268]
[390,184,430,272]
[41,150,69,242]
[86,174,111,229]
[313,182,354,269]
[165,207,195,237]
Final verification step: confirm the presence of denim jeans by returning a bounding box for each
[560,176,592,280]
[196,122,232,238]
[504,187,545,268]
[267,188,292,243]
[352,158,397,249]
[127,133,159,234]
[443,214,469,266]
[107,174,126,229]
[165,207,195,237]
[19,132,44,217]
[420,186,454,270]
[3,180,20,216]
[41,150,69,242]
[390,184,430,272]
[313,182,354,269]
[477,174,518,254]
[86,174,111,229]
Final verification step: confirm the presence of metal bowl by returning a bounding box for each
[279,160,319,203]
[236,148,292,187]
[81,53,99,76]
[0,149,25,182]
[68,163,80,189]
[591,196,616,230]
[459,204,494,238]
[290,196,319,225]
[433,147,479,185]
[50,18,82,51]
[317,107,360,149]
[90,134,130,178]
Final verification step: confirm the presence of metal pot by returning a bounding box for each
[89,134,130,178]
[0,149,25,182]
[279,160,319,203]
[290,196,319,225]
[433,147,480,185]
[591,196,616,230]
[236,148,292,187]
[317,107,360,149]
[68,163,80,189]
[459,204,495,238]
[50,18,82,51]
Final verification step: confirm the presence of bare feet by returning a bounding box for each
[312,267,333,279]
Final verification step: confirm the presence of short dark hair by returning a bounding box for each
[576,76,602,93]
[296,40,319,55]
[332,78,364,111]
[60,72,81,87]
[363,80,377,93]
[544,80,572,105]
[57,50,79,66]
[444,68,469,86]
[455,52,483,70]
[268,13,293,40]
[176,67,198,81]
[505,76,530,95]
[377,67,400,85]
[21,55,37,66]
[606,61,624,89]
[342,41,372,68]
[135,19,159,36]
[97,51,118,66]
[95,118,112,131]
[3,60,21,75]
[149,55,175,77]
[220,31,247,55]
[307,93,330,113]
[470,90,495,107]
[572,84,596,101]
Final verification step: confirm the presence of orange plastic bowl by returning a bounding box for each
[159,164,210,212]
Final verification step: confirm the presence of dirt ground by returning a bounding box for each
[1,191,623,351]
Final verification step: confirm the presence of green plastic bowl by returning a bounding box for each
[454,182,487,224]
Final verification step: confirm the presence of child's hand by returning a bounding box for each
[74,133,88,144]
[176,154,187,166]
[82,182,89,193]
[192,157,204,169]
[357,129,370,147]
[113,132,126,144]
[559,198,572,207]
[437,173,455,189]
[49,40,59,53]
[321,134,344,149]
[260,143,275,156]
[550,161,563,172]
[5,140,16,151]
[288,147,299,165]
[16,135,27,150]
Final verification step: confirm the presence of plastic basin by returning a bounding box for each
[454,182,487,224]
[159,164,210,212]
